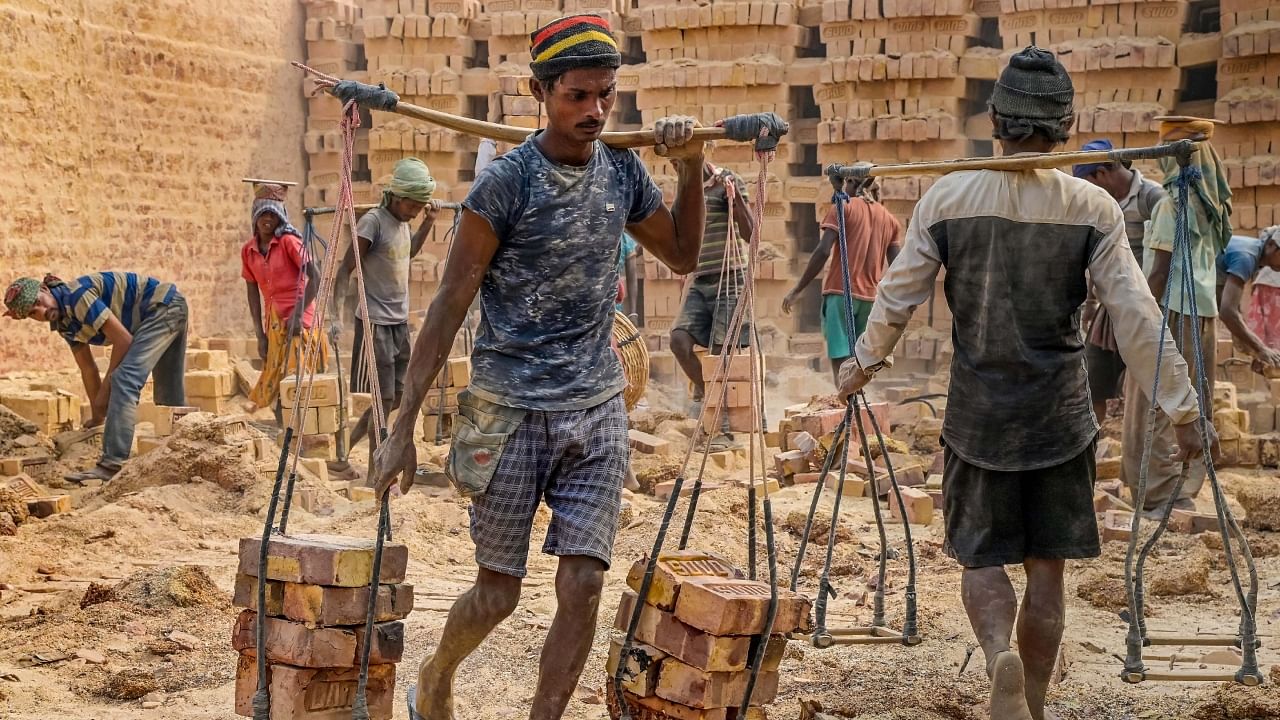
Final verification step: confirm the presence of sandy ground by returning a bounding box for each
[0,374,1278,720]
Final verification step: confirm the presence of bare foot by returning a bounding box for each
[415,655,457,720]
[989,651,1034,720]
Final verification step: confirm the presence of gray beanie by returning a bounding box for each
[990,46,1074,120]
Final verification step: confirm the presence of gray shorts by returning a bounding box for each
[469,394,629,577]
[351,321,411,407]
[673,274,750,350]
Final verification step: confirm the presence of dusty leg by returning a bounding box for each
[416,568,522,720]
[670,329,704,402]
[830,356,848,387]
[349,407,372,451]
[528,556,606,720]
[961,566,1032,720]
[1018,558,1066,720]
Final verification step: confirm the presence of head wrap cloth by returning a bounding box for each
[528,14,621,82]
[3,277,40,319]
[251,183,301,238]
[381,157,436,208]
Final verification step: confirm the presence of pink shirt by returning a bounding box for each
[241,233,315,327]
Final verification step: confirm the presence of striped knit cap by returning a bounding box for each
[990,46,1074,121]
[528,14,621,82]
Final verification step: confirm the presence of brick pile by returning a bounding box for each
[422,356,472,441]
[0,390,80,436]
[303,0,373,209]
[607,550,811,720]
[232,533,414,719]
[1215,0,1280,233]
[2,468,71,521]
[1210,357,1280,468]
[701,354,762,433]
[184,348,241,414]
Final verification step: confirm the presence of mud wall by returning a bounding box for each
[0,0,307,371]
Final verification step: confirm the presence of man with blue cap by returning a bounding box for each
[1073,139,1166,424]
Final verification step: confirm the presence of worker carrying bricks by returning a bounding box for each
[4,272,188,484]
[1119,116,1233,515]
[1073,138,1166,424]
[782,172,901,385]
[838,47,1218,720]
[670,158,754,449]
[367,13,706,720]
[1217,227,1280,370]
[328,157,440,475]
[241,182,327,413]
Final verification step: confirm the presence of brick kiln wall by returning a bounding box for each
[0,0,308,372]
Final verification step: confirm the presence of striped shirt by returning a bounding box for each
[693,169,749,277]
[49,272,179,346]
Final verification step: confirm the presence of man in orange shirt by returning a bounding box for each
[783,174,901,383]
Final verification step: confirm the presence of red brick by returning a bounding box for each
[606,638,666,697]
[655,656,780,709]
[232,610,404,667]
[673,578,811,636]
[1096,456,1122,480]
[629,429,673,455]
[626,551,744,611]
[233,652,396,719]
[4,472,47,499]
[615,591,751,672]
[1093,490,1133,513]
[824,472,867,497]
[25,494,71,518]
[232,574,414,626]
[1168,509,1219,534]
[280,374,342,407]
[1100,510,1133,543]
[654,479,725,501]
[792,471,833,486]
[607,684,767,720]
[773,449,810,478]
[888,487,934,525]
[700,353,761,382]
[238,534,408,587]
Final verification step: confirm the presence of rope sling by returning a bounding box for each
[615,127,786,719]
[787,181,921,648]
[253,67,395,720]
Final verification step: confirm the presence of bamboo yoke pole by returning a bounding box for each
[826,139,1201,179]
[292,62,790,152]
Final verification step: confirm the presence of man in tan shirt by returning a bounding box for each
[839,48,1216,720]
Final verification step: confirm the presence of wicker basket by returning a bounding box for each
[612,311,649,411]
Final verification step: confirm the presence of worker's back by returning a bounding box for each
[919,168,1122,471]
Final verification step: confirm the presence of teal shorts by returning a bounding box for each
[821,294,873,359]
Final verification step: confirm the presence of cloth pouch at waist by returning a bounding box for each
[446,389,527,497]
[1087,306,1120,353]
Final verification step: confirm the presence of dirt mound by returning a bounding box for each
[1076,570,1129,612]
[111,566,226,610]
[1202,530,1280,558]
[0,486,30,525]
[0,404,44,455]
[781,509,853,546]
[101,413,262,500]
[1190,682,1280,719]
[1149,549,1214,597]
[629,408,687,434]
[1235,479,1280,531]
[93,668,160,700]
[632,456,682,495]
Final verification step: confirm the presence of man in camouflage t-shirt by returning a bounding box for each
[368,14,709,720]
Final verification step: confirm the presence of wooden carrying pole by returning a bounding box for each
[826,139,1199,179]
[304,202,461,216]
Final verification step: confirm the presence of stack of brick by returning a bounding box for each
[701,354,764,433]
[422,357,472,441]
[134,404,200,455]
[1212,373,1280,469]
[278,374,344,466]
[0,390,80,436]
[607,550,810,720]
[185,349,240,414]
[232,534,413,719]
[302,0,372,208]
[1215,0,1280,234]
[994,1,1189,159]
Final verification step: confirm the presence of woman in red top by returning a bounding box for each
[241,183,328,409]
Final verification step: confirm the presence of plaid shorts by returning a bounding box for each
[469,394,629,578]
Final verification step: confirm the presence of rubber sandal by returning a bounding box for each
[63,465,116,485]
[406,683,424,720]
